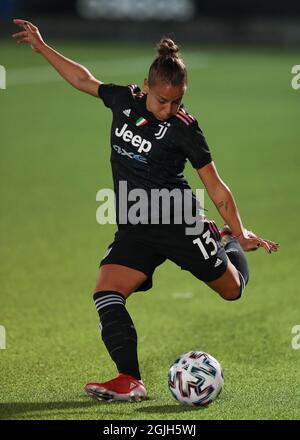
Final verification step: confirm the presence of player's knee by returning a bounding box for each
[93,285,132,298]
[220,284,242,301]
[219,269,248,301]
[221,289,242,301]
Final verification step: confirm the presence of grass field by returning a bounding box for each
[0,39,300,420]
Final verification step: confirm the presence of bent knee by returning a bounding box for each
[220,288,242,301]
[218,279,242,301]
[94,285,132,298]
[221,271,249,300]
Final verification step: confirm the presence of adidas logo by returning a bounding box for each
[129,382,136,389]
[214,258,223,268]
[123,109,131,117]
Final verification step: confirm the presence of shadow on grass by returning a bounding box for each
[0,400,99,419]
[0,400,207,419]
[135,404,205,415]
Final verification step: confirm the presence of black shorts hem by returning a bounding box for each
[198,257,228,283]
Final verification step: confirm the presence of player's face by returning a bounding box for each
[144,79,186,121]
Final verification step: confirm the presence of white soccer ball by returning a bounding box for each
[168,351,224,406]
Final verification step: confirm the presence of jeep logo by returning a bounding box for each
[115,123,152,153]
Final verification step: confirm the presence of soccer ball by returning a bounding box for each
[168,351,224,406]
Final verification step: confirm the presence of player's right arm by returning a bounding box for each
[12,19,101,97]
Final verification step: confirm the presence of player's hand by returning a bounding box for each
[12,19,45,53]
[238,229,279,253]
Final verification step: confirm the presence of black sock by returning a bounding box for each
[93,291,141,380]
[225,240,249,295]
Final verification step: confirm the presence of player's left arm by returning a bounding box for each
[12,19,101,97]
[197,162,279,253]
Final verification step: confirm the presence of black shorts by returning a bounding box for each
[99,219,228,292]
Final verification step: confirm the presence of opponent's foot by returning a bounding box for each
[85,373,147,402]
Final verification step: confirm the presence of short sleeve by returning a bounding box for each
[181,120,212,169]
[98,83,132,110]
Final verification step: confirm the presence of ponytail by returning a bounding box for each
[148,38,187,87]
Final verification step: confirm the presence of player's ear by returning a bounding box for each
[143,78,149,93]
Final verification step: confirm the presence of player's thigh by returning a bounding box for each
[95,232,166,297]
[166,220,228,283]
[164,220,240,299]
[206,259,240,299]
[95,264,148,298]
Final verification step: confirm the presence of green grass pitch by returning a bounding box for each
[0,40,300,420]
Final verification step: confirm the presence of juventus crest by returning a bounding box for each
[154,122,170,140]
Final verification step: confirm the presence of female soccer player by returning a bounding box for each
[13,19,279,402]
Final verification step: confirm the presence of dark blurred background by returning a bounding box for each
[1,0,300,46]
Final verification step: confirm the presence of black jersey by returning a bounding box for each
[98,83,212,229]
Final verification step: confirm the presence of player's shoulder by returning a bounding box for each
[127,83,141,96]
[98,83,141,107]
[127,84,148,104]
[113,83,147,106]
[175,105,196,126]
[173,105,203,134]
[119,83,144,100]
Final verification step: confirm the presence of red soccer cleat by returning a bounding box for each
[85,373,147,402]
[219,224,234,246]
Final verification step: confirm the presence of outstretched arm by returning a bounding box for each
[197,162,279,253]
[12,19,101,97]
